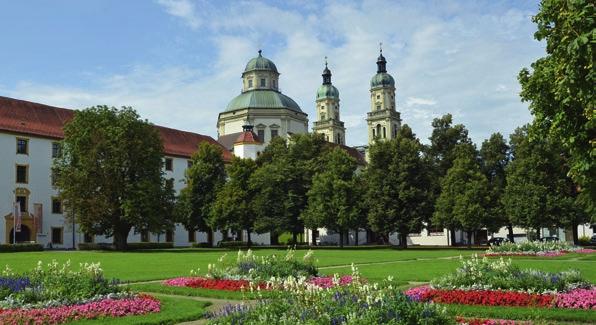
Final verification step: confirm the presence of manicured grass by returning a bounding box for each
[445,304,596,323]
[0,248,479,282]
[68,295,209,325]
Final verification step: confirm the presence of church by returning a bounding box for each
[1,49,590,248]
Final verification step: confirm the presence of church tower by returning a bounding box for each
[366,46,401,145]
[312,59,345,145]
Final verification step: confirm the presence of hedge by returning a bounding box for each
[78,242,174,251]
[0,243,44,252]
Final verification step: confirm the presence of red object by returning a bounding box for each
[0,96,232,162]
[419,288,555,308]
[163,277,267,291]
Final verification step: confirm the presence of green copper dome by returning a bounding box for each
[370,72,395,88]
[226,89,302,113]
[244,50,278,74]
[316,84,339,100]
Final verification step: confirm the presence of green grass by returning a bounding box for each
[445,304,596,323]
[67,295,208,325]
[130,282,252,300]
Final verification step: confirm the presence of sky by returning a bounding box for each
[0,0,545,146]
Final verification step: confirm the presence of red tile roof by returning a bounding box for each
[326,142,367,166]
[234,130,261,145]
[0,96,232,161]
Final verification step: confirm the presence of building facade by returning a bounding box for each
[312,60,346,145]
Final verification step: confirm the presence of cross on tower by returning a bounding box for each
[379,42,383,53]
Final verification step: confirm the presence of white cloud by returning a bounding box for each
[9,0,543,147]
[156,0,201,30]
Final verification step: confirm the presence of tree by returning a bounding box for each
[479,133,512,239]
[519,0,595,217]
[433,144,491,248]
[367,125,433,248]
[303,148,359,248]
[209,157,257,245]
[504,125,587,242]
[54,106,171,250]
[177,142,226,245]
[427,114,472,245]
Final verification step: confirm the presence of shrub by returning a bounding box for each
[0,243,43,252]
[578,236,591,246]
[192,242,212,248]
[78,243,114,251]
[486,241,576,254]
[217,241,249,248]
[78,242,173,251]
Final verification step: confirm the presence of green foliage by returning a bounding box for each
[53,106,173,250]
[431,255,589,293]
[433,144,491,244]
[519,0,595,217]
[177,142,226,236]
[503,126,587,233]
[479,133,510,232]
[367,125,433,247]
[204,249,317,281]
[578,236,591,246]
[487,241,576,254]
[210,157,257,243]
[303,148,360,247]
[0,244,43,253]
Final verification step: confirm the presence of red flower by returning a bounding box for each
[163,277,267,291]
[419,288,555,308]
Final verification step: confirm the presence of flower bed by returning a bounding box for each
[456,316,531,325]
[163,277,267,291]
[307,275,355,288]
[484,241,596,257]
[0,294,159,324]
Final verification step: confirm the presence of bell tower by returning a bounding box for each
[366,44,401,145]
[313,58,345,145]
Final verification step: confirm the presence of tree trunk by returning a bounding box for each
[507,224,514,242]
[270,232,279,245]
[292,231,298,245]
[535,227,541,241]
[354,230,359,247]
[246,229,252,247]
[572,222,579,245]
[450,227,457,246]
[311,229,317,246]
[467,231,473,248]
[339,230,344,248]
[207,230,214,247]
[113,227,130,251]
[400,232,408,249]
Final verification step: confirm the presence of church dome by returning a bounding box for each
[226,89,302,113]
[370,72,395,88]
[316,84,339,100]
[244,50,278,74]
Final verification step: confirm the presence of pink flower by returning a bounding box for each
[555,287,596,310]
[307,275,354,288]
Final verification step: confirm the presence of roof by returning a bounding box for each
[316,84,339,100]
[244,51,278,74]
[0,96,232,161]
[370,72,395,89]
[225,89,303,113]
[326,142,367,166]
[234,130,261,145]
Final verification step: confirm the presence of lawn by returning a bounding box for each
[1,248,594,324]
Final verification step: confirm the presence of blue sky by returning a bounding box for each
[0,0,544,146]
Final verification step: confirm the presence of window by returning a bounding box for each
[257,129,265,142]
[248,79,253,88]
[165,158,173,171]
[51,142,62,158]
[260,78,266,87]
[320,113,326,120]
[376,105,381,110]
[16,165,28,183]
[272,80,276,88]
[84,233,94,243]
[166,230,174,242]
[188,230,196,242]
[372,129,376,137]
[427,224,444,235]
[51,227,63,244]
[383,127,386,138]
[51,198,62,214]
[51,170,58,187]
[141,230,150,242]
[376,95,380,99]
[16,195,27,213]
[16,138,28,154]
[270,129,279,139]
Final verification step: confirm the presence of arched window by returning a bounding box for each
[376,124,381,138]
[383,127,386,138]
[337,133,341,144]
[372,129,376,137]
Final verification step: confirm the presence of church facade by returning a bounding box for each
[0,49,592,248]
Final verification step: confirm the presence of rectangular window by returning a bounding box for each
[257,129,265,142]
[16,138,28,154]
[16,165,28,183]
[248,79,253,88]
[16,195,27,213]
[188,230,196,242]
[166,230,174,242]
[51,142,62,158]
[51,170,58,187]
[84,233,94,243]
[165,158,173,171]
[51,227,63,244]
[141,230,150,242]
[51,198,62,214]
[260,78,266,87]
[270,129,279,139]
[376,105,381,110]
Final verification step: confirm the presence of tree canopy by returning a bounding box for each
[54,106,173,250]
